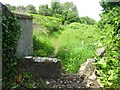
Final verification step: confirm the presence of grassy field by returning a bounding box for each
[32,14,100,73]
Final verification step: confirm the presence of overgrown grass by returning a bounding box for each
[56,23,100,73]
[33,29,54,57]
[33,15,100,73]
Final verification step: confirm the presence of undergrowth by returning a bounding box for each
[33,29,54,57]
[33,20,100,73]
[56,23,100,73]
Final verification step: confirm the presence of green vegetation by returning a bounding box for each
[32,14,62,34]
[33,30,54,57]
[56,23,100,73]
[2,9,21,88]
[95,1,120,88]
[32,0,120,87]
[26,5,37,14]
[79,16,96,25]
[32,13,100,73]
[6,1,95,25]
[3,0,120,88]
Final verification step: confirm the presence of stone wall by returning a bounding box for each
[14,13,33,58]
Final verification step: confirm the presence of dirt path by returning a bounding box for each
[44,74,85,88]
[35,73,100,88]
[54,35,62,55]
[49,32,63,58]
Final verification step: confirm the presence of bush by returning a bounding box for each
[69,22,81,29]
[32,14,62,34]
[79,16,96,25]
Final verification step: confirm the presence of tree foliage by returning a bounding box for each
[16,5,26,13]
[38,1,79,24]
[5,4,16,11]
[100,0,120,13]
[61,2,79,24]
[51,1,62,15]
[79,16,96,25]
[5,1,80,24]
[38,4,52,16]
[26,4,37,14]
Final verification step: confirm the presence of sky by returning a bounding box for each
[0,0,103,21]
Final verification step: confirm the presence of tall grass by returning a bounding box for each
[56,23,100,73]
[33,29,54,57]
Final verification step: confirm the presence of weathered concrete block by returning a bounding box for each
[22,56,61,79]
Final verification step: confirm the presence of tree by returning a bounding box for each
[38,4,52,16]
[51,1,62,15]
[100,0,120,13]
[38,1,79,24]
[16,5,26,13]
[79,16,96,25]
[26,5,37,14]
[61,2,79,24]
[51,1,79,24]
[98,1,120,29]
[5,4,16,11]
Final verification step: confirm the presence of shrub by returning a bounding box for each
[69,22,81,29]
[32,14,62,34]
[79,16,96,25]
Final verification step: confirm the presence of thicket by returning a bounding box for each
[96,1,120,88]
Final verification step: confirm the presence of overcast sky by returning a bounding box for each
[0,0,103,21]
